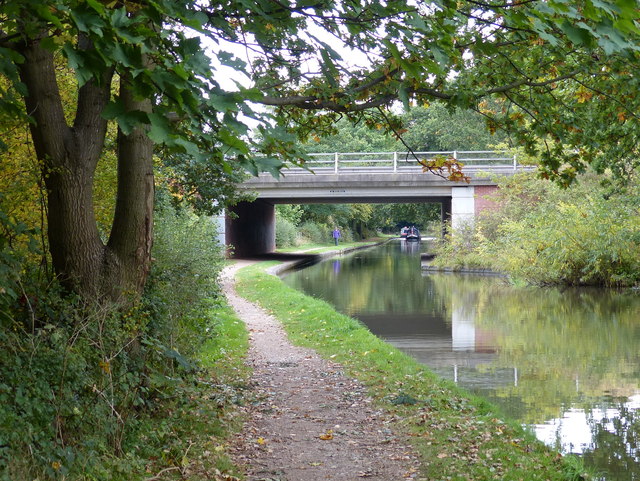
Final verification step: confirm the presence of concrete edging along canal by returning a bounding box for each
[265,238,394,277]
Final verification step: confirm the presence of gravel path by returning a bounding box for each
[221,261,421,481]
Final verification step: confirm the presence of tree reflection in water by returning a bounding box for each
[583,401,640,480]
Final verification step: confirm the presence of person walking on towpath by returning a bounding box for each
[332,227,341,246]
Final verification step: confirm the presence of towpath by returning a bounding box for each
[221,260,421,481]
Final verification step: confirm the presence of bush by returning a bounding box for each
[276,204,303,225]
[490,191,640,286]
[433,172,640,286]
[298,221,328,244]
[144,204,225,357]
[276,216,298,247]
[431,221,494,270]
[340,226,354,243]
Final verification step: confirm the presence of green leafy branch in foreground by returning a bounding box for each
[235,262,590,481]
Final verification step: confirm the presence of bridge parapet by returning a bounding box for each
[240,150,531,202]
[278,150,520,175]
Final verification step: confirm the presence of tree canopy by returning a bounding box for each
[1,0,640,298]
[304,103,509,153]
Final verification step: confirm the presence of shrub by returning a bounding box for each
[0,200,230,479]
[276,204,303,225]
[433,172,640,286]
[144,204,225,357]
[275,216,298,247]
[298,221,327,244]
[431,221,494,270]
[340,226,354,243]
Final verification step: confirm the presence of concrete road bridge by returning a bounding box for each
[226,151,528,257]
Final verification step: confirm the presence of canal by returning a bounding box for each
[281,240,640,481]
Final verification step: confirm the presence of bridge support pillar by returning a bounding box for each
[451,186,475,229]
[225,199,276,258]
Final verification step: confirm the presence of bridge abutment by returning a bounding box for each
[226,199,276,257]
[474,185,499,216]
[451,187,475,229]
[450,185,500,230]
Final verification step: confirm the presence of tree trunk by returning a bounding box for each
[104,73,154,300]
[18,37,154,302]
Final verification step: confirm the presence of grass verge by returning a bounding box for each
[141,300,250,481]
[235,262,591,481]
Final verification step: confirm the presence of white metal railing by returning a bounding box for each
[280,150,521,174]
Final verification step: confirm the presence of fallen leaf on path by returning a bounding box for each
[212,468,241,481]
[256,437,267,445]
[358,470,375,477]
[319,429,334,440]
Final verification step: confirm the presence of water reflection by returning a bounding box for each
[282,240,640,480]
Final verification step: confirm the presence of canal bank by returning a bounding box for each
[231,260,590,481]
[265,238,394,276]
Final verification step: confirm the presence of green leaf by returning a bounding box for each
[320,49,339,88]
[207,92,240,113]
[173,137,204,159]
[110,8,145,44]
[163,348,195,371]
[560,21,593,46]
[217,51,247,70]
[241,87,264,102]
[219,128,249,154]
[102,100,148,135]
[181,10,209,31]
[430,44,450,71]
[111,43,143,69]
[254,156,283,177]
[34,4,64,29]
[69,5,104,35]
[101,99,126,120]
[398,83,410,110]
[84,0,106,15]
[147,113,173,144]
[62,45,94,86]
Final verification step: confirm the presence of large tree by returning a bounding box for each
[1,0,639,300]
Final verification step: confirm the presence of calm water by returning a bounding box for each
[282,240,640,480]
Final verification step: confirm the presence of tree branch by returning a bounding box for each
[16,36,70,167]
[485,69,583,94]
[73,34,115,166]
[258,94,397,112]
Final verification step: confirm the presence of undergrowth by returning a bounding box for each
[0,202,249,480]
[432,172,640,287]
[235,262,591,481]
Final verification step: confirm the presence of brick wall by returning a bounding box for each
[474,185,499,216]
